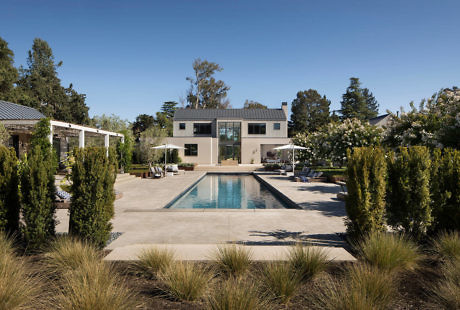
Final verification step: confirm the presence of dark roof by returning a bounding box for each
[0,100,45,120]
[368,114,390,126]
[173,108,287,121]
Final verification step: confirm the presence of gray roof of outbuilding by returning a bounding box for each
[173,108,287,121]
[368,114,390,126]
[0,100,46,120]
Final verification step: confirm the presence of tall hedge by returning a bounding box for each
[116,129,133,172]
[69,147,117,248]
[0,146,20,233]
[386,146,432,238]
[430,148,460,232]
[20,146,57,249]
[345,147,387,238]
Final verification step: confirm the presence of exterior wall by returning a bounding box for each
[241,120,287,138]
[241,137,290,164]
[167,136,218,165]
[173,120,216,137]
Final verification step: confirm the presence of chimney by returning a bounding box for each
[281,102,288,117]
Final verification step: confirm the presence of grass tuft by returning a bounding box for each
[288,245,329,281]
[432,231,460,262]
[261,262,301,304]
[356,231,421,272]
[45,236,101,273]
[207,277,267,310]
[159,262,213,301]
[312,263,395,310]
[56,260,137,310]
[0,233,42,310]
[214,245,252,277]
[431,258,460,309]
[137,247,175,277]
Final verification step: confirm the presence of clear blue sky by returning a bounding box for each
[1,0,459,122]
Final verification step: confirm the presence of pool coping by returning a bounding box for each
[161,172,301,211]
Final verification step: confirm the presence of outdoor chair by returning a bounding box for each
[150,166,162,178]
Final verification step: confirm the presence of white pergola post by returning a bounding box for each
[48,124,53,145]
[79,130,85,148]
[104,134,109,156]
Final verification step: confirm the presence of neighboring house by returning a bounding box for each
[0,100,123,161]
[368,114,391,128]
[167,102,290,165]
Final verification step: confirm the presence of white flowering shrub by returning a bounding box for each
[384,88,460,149]
[293,118,382,166]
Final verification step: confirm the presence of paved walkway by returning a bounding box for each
[57,172,354,261]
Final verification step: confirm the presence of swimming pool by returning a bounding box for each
[167,174,290,209]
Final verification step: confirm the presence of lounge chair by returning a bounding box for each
[150,166,162,178]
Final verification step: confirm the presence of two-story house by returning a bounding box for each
[167,102,290,165]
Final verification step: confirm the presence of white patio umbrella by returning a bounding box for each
[151,144,185,175]
[273,144,307,173]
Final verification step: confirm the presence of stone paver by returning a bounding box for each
[57,172,354,261]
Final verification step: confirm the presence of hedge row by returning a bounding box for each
[346,146,460,239]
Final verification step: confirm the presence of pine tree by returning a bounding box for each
[0,37,18,101]
[0,146,20,234]
[290,89,330,134]
[340,77,379,120]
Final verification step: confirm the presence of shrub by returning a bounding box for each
[56,260,136,310]
[214,245,252,277]
[356,231,420,273]
[69,147,116,248]
[116,129,133,172]
[387,146,432,239]
[46,236,101,273]
[432,231,460,262]
[0,121,9,145]
[312,264,395,310]
[207,277,266,310]
[0,146,20,234]
[430,258,460,309]
[345,147,387,238]
[260,262,301,304]
[159,262,213,301]
[0,233,42,309]
[430,148,460,232]
[20,145,56,250]
[287,245,329,281]
[136,247,175,277]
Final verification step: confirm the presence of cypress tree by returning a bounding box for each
[345,147,387,238]
[430,148,460,232]
[20,145,57,249]
[69,147,117,248]
[0,146,20,233]
[386,146,432,239]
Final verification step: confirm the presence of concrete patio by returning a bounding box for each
[56,172,354,261]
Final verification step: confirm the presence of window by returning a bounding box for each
[274,123,281,130]
[184,144,198,156]
[248,123,266,135]
[179,123,186,130]
[193,123,212,135]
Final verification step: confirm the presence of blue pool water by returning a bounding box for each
[168,174,289,209]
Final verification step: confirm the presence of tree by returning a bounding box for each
[0,121,10,145]
[17,38,89,124]
[186,58,230,109]
[132,114,155,140]
[0,36,18,101]
[155,101,178,136]
[0,146,20,234]
[91,114,130,132]
[345,147,387,238]
[340,77,378,120]
[290,89,330,134]
[244,100,267,109]
[386,147,432,239]
[134,126,167,164]
[69,147,117,248]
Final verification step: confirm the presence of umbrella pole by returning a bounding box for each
[164,149,167,177]
[292,148,295,173]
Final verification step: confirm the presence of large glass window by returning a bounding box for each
[193,123,212,135]
[248,123,266,134]
[218,122,241,163]
[184,144,198,156]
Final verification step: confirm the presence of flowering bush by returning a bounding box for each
[293,118,382,166]
[384,88,460,149]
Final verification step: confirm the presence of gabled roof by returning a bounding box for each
[173,108,287,121]
[0,100,45,120]
[368,114,390,125]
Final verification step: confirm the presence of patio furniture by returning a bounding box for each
[150,166,162,178]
